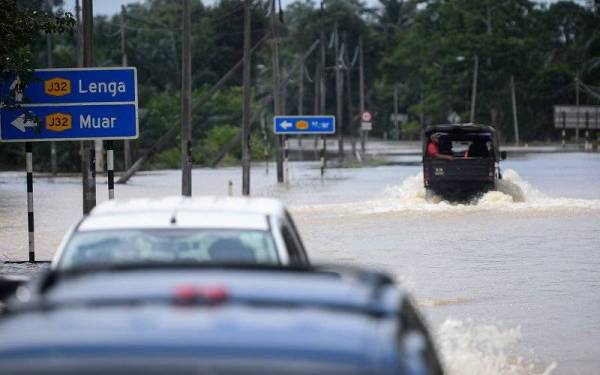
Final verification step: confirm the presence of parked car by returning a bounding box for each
[423,123,507,201]
[0,264,443,374]
[50,196,310,270]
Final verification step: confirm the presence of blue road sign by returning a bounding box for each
[274,116,335,135]
[1,104,138,142]
[0,67,138,142]
[1,67,137,104]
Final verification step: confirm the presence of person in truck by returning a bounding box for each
[427,133,454,160]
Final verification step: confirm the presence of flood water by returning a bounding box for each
[1,152,600,375]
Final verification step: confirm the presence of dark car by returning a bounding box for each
[423,123,507,200]
[0,264,443,375]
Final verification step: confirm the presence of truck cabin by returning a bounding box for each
[423,124,501,162]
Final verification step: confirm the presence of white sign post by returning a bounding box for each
[361,111,372,131]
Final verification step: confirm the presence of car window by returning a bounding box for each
[58,229,279,269]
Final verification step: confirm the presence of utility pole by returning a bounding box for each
[181,0,192,196]
[575,74,580,143]
[75,0,83,67]
[81,0,96,214]
[298,64,304,160]
[319,1,327,173]
[393,84,399,140]
[313,60,319,160]
[319,2,326,115]
[121,5,131,170]
[94,1,104,178]
[470,55,479,123]
[46,1,57,175]
[419,84,424,138]
[271,0,284,183]
[510,75,520,145]
[343,34,356,157]
[359,36,366,155]
[282,66,289,183]
[334,24,344,162]
[241,0,251,195]
[313,62,319,117]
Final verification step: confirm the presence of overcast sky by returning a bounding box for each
[61,0,585,16]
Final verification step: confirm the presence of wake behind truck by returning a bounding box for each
[422,124,507,201]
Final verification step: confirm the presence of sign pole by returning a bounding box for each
[273,115,337,179]
[359,36,366,156]
[562,111,566,148]
[585,112,590,151]
[320,136,326,178]
[25,142,35,262]
[284,136,289,184]
[106,140,114,199]
[82,0,96,214]
[393,85,399,140]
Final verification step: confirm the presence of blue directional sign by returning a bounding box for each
[274,115,335,135]
[0,67,138,142]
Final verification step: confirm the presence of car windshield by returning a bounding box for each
[58,229,279,269]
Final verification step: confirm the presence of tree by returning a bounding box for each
[0,0,75,103]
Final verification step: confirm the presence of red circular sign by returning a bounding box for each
[361,111,372,122]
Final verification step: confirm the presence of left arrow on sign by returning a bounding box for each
[11,115,37,132]
[281,120,293,130]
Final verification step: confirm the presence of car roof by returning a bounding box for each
[0,305,398,373]
[0,267,406,373]
[78,196,287,231]
[424,123,497,135]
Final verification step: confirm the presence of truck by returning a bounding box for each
[422,123,506,201]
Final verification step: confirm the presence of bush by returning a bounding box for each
[401,120,422,140]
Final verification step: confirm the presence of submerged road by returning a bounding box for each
[1,152,600,375]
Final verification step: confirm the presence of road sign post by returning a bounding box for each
[0,66,138,261]
[1,68,139,142]
[274,115,335,179]
[274,115,335,135]
[360,111,372,132]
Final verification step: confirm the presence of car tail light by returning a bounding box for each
[173,285,229,305]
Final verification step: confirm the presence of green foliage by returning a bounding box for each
[376,0,600,141]
[401,120,421,141]
[0,0,75,94]
[2,0,599,173]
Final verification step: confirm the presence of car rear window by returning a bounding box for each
[58,229,279,269]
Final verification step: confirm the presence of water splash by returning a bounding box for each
[293,169,600,215]
[437,319,557,375]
